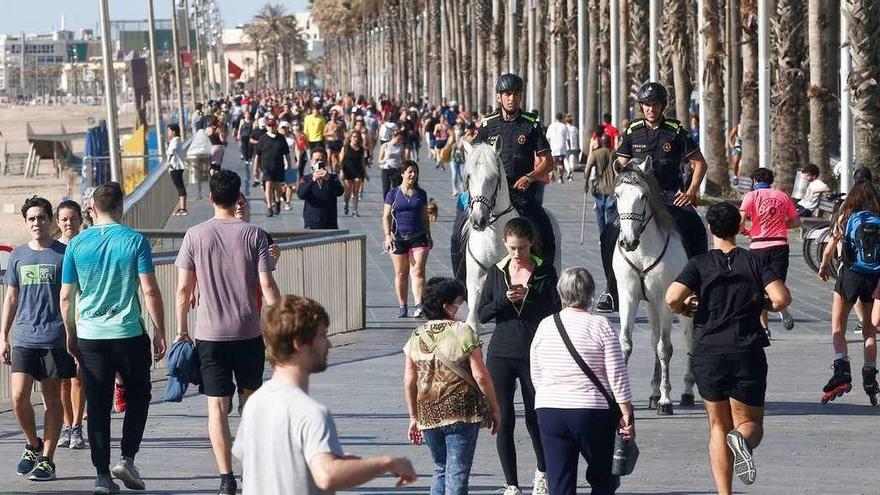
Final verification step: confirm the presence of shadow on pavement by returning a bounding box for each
[765,400,880,416]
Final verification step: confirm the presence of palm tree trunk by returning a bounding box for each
[628,0,648,97]
[703,0,730,195]
[739,0,759,177]
[586,0,600,133]
[458,0,473,110]
[658,4,675,117]
[668,0,693,125]
[567,0,579,118]
[427,0,441,102]
[491,0,505,91]
[599,0,611,118]
[618,0,630,122]
[535,0,548,117]
[475,0,489,110]
[847,0,880,175]
[808,0,832,179]
[771,0,808,193]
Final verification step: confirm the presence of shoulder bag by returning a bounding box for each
[552,313,639,476]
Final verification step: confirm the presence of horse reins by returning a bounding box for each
[617,191,671,303]
[464,160,517,273]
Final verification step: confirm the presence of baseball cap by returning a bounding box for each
[265,117,277,127]
[279,121,290,128]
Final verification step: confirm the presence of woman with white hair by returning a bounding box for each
[530,267,635,495]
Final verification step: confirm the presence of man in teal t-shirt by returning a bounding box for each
[60,182,166,495]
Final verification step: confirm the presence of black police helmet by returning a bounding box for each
[637,82,668,105]
[496,73,524,94]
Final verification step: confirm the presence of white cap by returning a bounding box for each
[279,121,290,128]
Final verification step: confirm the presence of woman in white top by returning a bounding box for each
[378,130,409,199]
[166,123,188,216]
[530,267,634,495]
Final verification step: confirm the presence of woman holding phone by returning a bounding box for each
[477,218,561,495]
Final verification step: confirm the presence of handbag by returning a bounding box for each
[552,313,639,476]
[418,323,493,428]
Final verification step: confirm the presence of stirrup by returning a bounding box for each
[596,292,616,313]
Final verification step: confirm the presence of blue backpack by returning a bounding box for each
[845,210,880,273]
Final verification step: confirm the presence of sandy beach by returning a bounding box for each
[0,104,136,247]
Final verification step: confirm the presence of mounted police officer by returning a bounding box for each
[469,73,557,266]
[595,81,709,312]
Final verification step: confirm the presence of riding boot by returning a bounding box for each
[667,204,709,258]
[451,210,468,284]
[597,221,620,312]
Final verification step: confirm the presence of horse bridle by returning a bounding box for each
[467,165,515,229]
[616,183,670,303]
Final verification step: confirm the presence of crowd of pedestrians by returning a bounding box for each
[2,80,877,495]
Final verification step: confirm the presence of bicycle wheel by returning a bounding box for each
[802,225,826,273]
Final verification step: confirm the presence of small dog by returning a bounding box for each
[426,198,439,222]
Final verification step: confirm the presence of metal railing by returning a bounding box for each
[0,230,366,401]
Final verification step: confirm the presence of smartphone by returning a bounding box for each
[510,284,524,290]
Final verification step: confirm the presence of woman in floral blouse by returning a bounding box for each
[403,277,500,495]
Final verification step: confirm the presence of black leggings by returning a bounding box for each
[170,169,186,197]
[78,333,152,474]
[381,168,402,200]
[600,203,707,298]
[487,354,546,486]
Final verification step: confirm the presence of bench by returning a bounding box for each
[801,192,845,227]
[734,176,753,195]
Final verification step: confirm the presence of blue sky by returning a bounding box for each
[0,0,311,34]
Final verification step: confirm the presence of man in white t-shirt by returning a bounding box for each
[564,113,579,182]
[232,296,417,495]
[796,164,830,217]
[545,113,569,183]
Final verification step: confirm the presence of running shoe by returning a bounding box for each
[497,486,522,495]
[532,470,549,495]
[267,207,274,218]
[94,474,120,494]
[70,425,86,449]
[16,440,41,476]
[111,456,145,490]
[413,304,425,319]
[726,430,757,485]
[780,309,794,331]
[343,203,349,216]
[283,202,292,211]
[352,209,360,217]
[397,305,408,318]
[113,385,127,413]
[28,457,55,481]
[57,426,71,448]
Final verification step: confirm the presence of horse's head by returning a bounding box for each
[613,157,658,251]
[463,138,504,231]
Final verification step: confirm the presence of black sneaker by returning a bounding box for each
[595,293,616,313]
[28,457,55,481]
[218,476,237,495]
[726,430,756,485]
[266,206,274,218]
[16,439,41,476]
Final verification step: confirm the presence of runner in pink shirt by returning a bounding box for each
[740,167,802,336]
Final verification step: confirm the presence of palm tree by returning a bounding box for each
[627,0,649,99]
[585,0,600,133]
[739,0,759,177]
[702,0,730,195]
[771,0,808,193]
[567,0,579,117]
[474,0,491,110]
[808,0,833,180]
[846,0,880,176]
[666,0,693,124]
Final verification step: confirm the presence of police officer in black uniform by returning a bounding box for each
[469,73,557,267]
[595,82,709,312]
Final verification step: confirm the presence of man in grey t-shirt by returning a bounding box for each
[1,196,75,481]
[233,296,417,494]
[175,170,280,495]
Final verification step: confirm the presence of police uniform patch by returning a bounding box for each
[662,141,672,152]
[517,134,527,145]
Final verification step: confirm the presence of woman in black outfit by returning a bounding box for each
[478,217,560,495]
[340,131,367,217]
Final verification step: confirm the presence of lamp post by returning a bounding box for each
[98,0,121,182]
[170,0,186,136]
[182,0,197,109]
[146,0,164,162]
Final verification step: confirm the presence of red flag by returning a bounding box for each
[228,60,243,80]
[181,52,192,69]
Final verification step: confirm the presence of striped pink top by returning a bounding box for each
[530,308,632,409]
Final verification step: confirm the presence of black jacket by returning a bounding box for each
[297,173,344,229]
[478,255,561,360]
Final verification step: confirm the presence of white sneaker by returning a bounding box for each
[497,486,522,495]
[111,456,145,490]
[532,470,549,495]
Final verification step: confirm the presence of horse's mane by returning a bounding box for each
[613,162,675,231]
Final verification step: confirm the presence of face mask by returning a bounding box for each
[454,301,470,322]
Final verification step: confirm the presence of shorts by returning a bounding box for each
[429,137,437,149]
[692,348,767,407]
[834,268,880,304]
[12,346,76,381]
[392,233,432,255]
[435,139,448,149]
[732,146,742,157]
[262,166,285,183]
[326,140,343,153]
[553,154,566,162]
[196,336,266,397]
[342,165,365,180]
[751,245,790,282]
[284,167,298,185]
[308,140,325,152]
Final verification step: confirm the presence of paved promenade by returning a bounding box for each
[1,145,877,494]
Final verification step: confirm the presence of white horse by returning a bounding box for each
[612,157,695,415]
[460,139,561,329]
